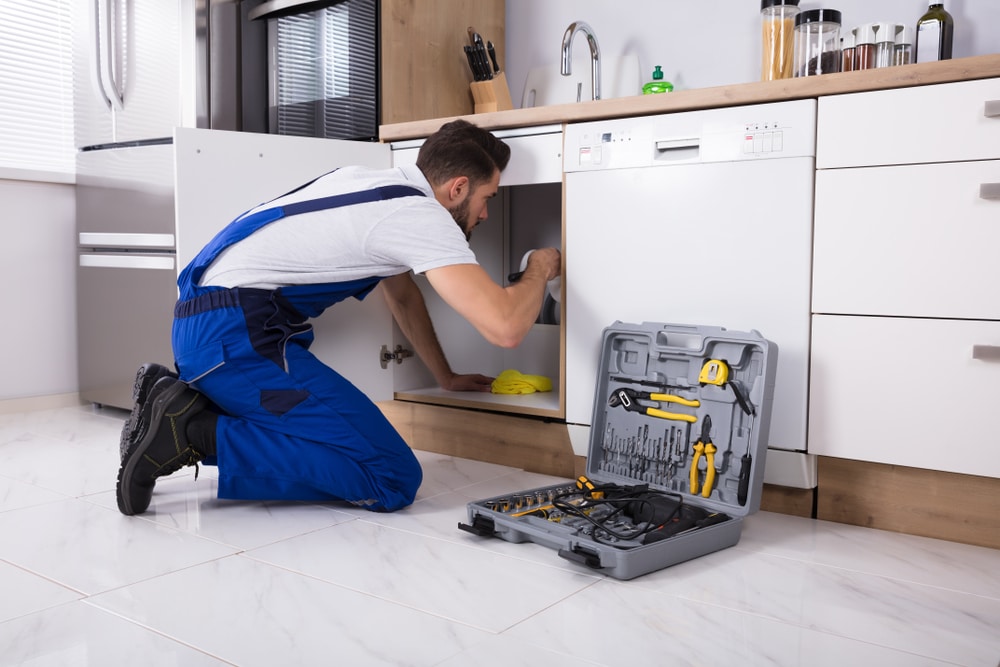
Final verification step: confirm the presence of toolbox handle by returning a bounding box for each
[558,546,604,570]
[972,345,1000,362]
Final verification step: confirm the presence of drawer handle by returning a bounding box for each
[986,100,1000,118]
[972,345,1000,362]
[981,183,1000,200]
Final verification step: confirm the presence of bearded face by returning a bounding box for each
[448,197,474,240]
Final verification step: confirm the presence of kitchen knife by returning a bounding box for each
[464,45,483,81]
[475,44,493,79]
[487,40,500,73]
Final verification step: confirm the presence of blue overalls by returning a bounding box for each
[172,183,426,511]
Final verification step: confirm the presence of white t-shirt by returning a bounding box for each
[198,163,477,289]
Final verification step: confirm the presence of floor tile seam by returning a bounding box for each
[669,594,969,664]
[0,493,72,514]
[79,598,238,665]
[349,515,612,577]
[493,576,606,635]
[233,551,505,635]
[0,557,87,598]
[731,544,1000,602]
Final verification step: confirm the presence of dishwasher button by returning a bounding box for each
[772,131,784,152]
[744,134,755,153]
[762,131,774,152]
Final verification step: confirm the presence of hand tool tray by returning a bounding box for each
[459,321,777,580]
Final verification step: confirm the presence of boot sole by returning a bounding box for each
[119,364,177,461]
[116,380,190,516]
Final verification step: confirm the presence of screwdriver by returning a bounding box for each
[737,411,755,506]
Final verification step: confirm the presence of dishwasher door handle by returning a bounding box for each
[985,100,1000,118]
[655,138,701,152]
[79,254,176,270]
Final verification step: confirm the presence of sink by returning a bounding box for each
[521,55,641,107]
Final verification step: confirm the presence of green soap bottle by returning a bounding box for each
[642,66,674,94]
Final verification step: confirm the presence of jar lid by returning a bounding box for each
[795,8,842,26]
[854,22,877,43]
[895,25,913,45]
[761,0,800,9]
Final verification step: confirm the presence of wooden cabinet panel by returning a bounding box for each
[380,0,505,125]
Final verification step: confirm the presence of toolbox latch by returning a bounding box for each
[558,545,604,570]
[457,515,496,537]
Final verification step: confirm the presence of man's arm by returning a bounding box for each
[423,247,561,349]
[379,272,493,392]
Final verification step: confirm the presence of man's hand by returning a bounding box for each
[442,373,495,392]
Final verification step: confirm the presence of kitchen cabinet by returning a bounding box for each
[810,77,1000,477]
[174,124,564,420]
[380,0,505,125]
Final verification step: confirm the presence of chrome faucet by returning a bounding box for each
[560,21,601,101]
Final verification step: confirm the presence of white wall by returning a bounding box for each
[0,178,78,403]
[505,0,1000,105]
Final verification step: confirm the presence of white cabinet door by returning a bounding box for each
[174,128,394,400]
[565,157,813,454]
[817,77,1000,168]
[809,314,1000,477]
[812,159,1000,319]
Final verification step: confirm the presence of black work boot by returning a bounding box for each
[119,363,178,461]
[117,377,209,516]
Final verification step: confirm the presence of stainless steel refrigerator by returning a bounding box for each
[74,0,266,409]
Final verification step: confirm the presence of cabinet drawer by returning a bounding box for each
[817,77,1000,168]
[809,314,1000,477]
[812,159,1000,319]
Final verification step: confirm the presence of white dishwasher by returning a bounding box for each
[563,100,817,488]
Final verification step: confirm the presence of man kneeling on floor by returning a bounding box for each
[116,119,561,516]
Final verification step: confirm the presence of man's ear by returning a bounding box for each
[447,176,470,202]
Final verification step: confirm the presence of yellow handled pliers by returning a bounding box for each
[690,415,717,498]
[608,388,699,423]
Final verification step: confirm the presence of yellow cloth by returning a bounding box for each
[491,369,553,395]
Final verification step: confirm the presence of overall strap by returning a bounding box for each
[179,183,426,292]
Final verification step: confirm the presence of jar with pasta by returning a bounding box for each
[761,0,800,81]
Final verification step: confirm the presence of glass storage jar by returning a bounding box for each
[794,8,842,77]
[761,0,800,81]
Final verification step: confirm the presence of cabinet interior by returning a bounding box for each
[392,182,564,418]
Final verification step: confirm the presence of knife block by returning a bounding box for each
[470,72,514,114]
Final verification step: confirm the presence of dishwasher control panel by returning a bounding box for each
[564,99,817,171]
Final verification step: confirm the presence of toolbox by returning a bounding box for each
[459,321,777,580]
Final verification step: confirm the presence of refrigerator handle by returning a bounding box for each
[98,0,124,111]
[90,0,112,110]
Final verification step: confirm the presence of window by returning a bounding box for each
[0,0,74,177]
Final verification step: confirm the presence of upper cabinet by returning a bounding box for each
[380,0,505,126]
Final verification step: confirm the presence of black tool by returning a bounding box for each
[736,411,756,506]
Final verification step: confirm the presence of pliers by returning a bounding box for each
[608,388,699,423]
[690,415,717,498]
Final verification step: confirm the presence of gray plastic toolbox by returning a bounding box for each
[459,321,778,580]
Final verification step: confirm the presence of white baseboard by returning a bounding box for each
[0,393,86,415]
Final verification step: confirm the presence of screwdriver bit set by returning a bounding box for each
[459,321,777,580]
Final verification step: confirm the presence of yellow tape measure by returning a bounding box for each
[699,359,729,386]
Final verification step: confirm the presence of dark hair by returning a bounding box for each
[415,119,511,189]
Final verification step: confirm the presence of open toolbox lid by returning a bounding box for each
[588,321,778,518]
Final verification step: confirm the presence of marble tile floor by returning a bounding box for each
[1,404,998,666]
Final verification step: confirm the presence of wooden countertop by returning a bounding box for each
[379,54,1000,141]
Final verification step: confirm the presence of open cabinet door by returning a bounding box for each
[173,127,396,400]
